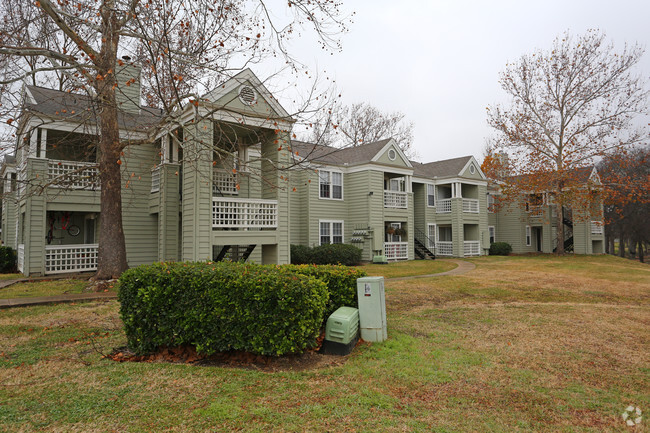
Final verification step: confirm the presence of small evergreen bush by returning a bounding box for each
[0,246,16,273]
[286,264,366,318]
[118,262,329,356]
[290,243,363,266]
[489,242,513,256]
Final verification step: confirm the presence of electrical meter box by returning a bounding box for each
[356,276,387,342]
[321,307,360,356]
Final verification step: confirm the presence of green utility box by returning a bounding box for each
[321,307,360,356]
[357,276,387,342]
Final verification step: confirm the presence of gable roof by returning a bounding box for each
[202,68,292,120]
[412,155,474,178]
[23,86,163,131]
[291,138,397,166]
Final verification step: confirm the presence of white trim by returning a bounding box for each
[412,176,488,186]
[488,226,495,244]
[370,139,413,168]
[346,163,414,176]
[427,223,437,250]
[525,225,532,246]
[319,220,344,245]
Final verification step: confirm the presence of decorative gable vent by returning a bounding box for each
[388,149,397,161]
[238,85,257,106]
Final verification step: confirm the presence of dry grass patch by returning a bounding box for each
[358,259,457,279]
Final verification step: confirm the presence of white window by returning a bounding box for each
[487,194,495,213]
[387,222,402,242]
[320,221,343,245]
[427,184,435,207]
[386,178,405,192]
[489,226,495,244]
[525,225,531,246]
[319,170,343,199]
[427,223,436,249]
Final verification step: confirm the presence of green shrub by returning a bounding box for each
[286,264,367,318]
[291,243,363,266]
[118,262,328,356]
[489,242,513,256]
[290,244,313,265]
[0,246,16,273]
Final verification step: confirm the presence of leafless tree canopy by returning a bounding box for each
[307,102,415,156]
[485,30,649,254]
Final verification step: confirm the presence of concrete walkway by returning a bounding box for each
[0,292,117,309]
[386,259,476,281]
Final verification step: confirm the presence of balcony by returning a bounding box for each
[591,221,604,235]
[213,168,238,196]
[384,242,408,260]
[384,191,407,209]
[47,159,99,190]
[436,241,453,256]
[437,198,452,214]
[463,241,480,256]
[462,198,479,213]
[212,197,277,229]
[45,244,98,274]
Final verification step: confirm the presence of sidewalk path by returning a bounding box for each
[386,259,476,281]
[0,292,117,309]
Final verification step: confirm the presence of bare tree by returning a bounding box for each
[486,30,649,253]
[307,101,415,156]
[0,0,349,278]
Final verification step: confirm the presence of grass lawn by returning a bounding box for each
[1,255,648,432]
[359,258,457,278]
[0,273,23,281]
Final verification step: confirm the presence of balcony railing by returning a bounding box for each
[384,242,408,260]
[437,198,452,214]
[213,168,238,196]
[591,221,604,235]
[462,198,479,213]
[464,241,481,256]
[384,191,407,209]
[17,244,24,273]
[212,197,277,229]
[437,241,453,256]
[45,244,98,274]
[48,159,99,190]
[151,166,161,193]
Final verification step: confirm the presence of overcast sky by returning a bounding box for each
[273,0,650,164]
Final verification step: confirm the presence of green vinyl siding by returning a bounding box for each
[210,80,282,122]
[375,144,409,167]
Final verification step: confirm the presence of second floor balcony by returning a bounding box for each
[384,190,408,208]
[212,197,278,229]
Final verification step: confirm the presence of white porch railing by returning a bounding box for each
[45,244,98,274]
[48,159,99,190]
[212,197,277,228]
[436,241,453,256]
[151,166,161,193]
[17,244,25,273]
[437,198,452,214]
[462,198,479,213]
[213,168,238,195]
[591,221,604,235]
[464,241,481,256]
[384,242,408,260]
[384,191,407,208]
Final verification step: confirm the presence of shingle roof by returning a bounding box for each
[24,86,163,131]
[508,166,598,186]
[290,139,393,166]
[411,155,473,178]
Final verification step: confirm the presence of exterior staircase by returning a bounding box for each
[214,244,256,262]
[414,228,436,260]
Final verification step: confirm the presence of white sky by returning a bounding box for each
[271,0,650,163]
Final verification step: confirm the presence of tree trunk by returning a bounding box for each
[628,239,636,258]
[95,3,128,279]
[638,240,645,263]
[619,232,625,258]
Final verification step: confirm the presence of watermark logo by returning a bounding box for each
[622,406,642,427]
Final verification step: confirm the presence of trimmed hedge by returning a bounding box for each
[118,262,329,356]
[489,242,513,256]
[0,246,16,273]
[286,264,366,319]
[290,243,363,266]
